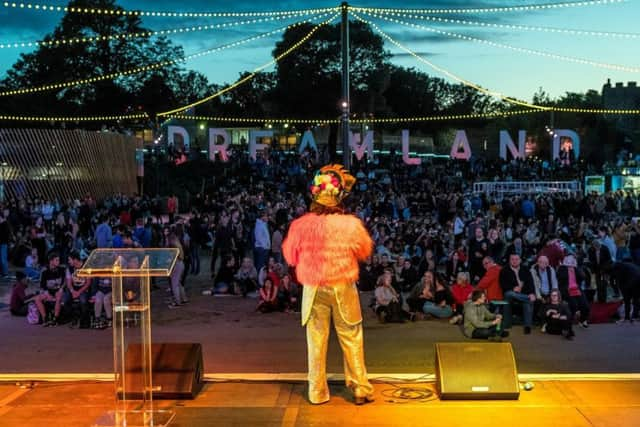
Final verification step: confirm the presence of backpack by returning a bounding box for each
[27,302,40,325]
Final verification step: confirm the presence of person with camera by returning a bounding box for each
[539,289,575,340]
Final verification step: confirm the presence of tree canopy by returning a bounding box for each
[0,0,609,140]
[0,0,210,123]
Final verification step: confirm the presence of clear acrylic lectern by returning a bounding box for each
[77,248,179,427]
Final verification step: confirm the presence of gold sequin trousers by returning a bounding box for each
[306,286,374,404]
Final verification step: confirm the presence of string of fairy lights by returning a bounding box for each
[166,110,547,125]
[157,13,339,117]
[349,0,628,15]
[0,113,148,122]
[0,12,320,49]
[362,12,640,73]
[164,106,640,126]
[351,12,640,116]
[374,12,640,39]
[352,13,548,111]
[1,2,338,18]
[0,1,638,122]
[0,12,334,97]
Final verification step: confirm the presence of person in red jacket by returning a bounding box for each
[282,164,374,406]
[449,271,474,324]
[476,256,504,302]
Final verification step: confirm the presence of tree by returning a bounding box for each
[218,72,277,117]
[0,0,210,124]
[270,20,391,119]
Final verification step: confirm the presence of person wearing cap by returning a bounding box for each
[10,272,35,316]
[282,164,374,406]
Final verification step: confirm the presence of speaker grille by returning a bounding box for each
[435,342,520,400]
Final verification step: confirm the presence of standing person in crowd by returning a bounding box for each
[609,261,640,323]
[282,164,375,406]
[230,209,246,266]
[499,253,536,334]
[133,218,149,248]
[34,252,66,326]
[538,237,565,269]
[167,194,178,224]
[468,227,488,283]
[588,239,612,303]
[598,226,617,263]
[210,212,234,277]
[464,290,508,341]
[167,233,187,308]
[187,214,203,275]
[94,216,112,248]
[539,289,575,340]
[613,221,631,262]
[253,209,271,275]
[271,223,285,265]
[31,216,47,264]
[175,222,191,287]
[556,254,590,328]
[0,214,11,278]
[487,228,505,262]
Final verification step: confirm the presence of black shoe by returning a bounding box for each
[524,326,531,335]
[500,330,510,338]
[354,395,375,405]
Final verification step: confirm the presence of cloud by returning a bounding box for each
[392,51,441,58]
[386,28,502,45]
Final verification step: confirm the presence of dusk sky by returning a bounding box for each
[0,0,638,103]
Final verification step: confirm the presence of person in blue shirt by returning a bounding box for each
[94,216,112,248]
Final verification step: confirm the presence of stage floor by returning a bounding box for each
[0,379,639,427]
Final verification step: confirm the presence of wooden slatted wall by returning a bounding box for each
[0,128,139,201]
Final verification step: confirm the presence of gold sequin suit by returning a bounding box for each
[282,213,374,404]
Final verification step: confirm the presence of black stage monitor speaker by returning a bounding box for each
[435,342,520,400]
[122,343,204,400]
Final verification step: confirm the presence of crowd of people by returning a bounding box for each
[4,149,640,338]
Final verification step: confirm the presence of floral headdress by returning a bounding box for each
[310,164,356,207]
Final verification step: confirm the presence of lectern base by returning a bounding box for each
[93,409,176,427]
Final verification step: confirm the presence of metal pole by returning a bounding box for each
[340,2,350,168]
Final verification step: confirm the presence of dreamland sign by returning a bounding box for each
[167,126,580,165]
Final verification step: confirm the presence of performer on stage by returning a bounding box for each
[282,164,374,405]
